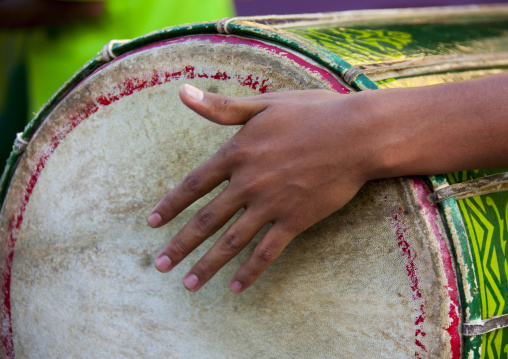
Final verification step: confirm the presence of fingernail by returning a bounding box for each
[183,84,204,101]
[148,213,162,227]
[231,281,243,293]
[155,255,172,272]
[183,274,199,291]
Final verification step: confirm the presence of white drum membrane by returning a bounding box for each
[0,36,456,358]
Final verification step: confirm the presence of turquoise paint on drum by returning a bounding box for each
[2,8,507,358]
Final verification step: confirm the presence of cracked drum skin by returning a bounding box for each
[12,6,508,357]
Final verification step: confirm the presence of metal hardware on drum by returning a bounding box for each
[1,5,508,359]
[429,172,508,203]
[464,314,508,336]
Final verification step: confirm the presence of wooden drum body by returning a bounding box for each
[1,5,508,359]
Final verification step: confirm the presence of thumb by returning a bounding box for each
[179,84,268,125]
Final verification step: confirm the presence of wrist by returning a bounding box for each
[348,74,508,181]
[340,89,411,181]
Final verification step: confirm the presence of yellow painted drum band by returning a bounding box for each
[0,34,460,358]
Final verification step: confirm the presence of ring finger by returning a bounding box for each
[154,186,243,273]
[182,209,269,292]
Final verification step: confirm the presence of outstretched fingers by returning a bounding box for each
[148,156,228,228]
[230,224,295,293]
[149,84,303,292]
[181,210,268,291]
[153,187,243,273]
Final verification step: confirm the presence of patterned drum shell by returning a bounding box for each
[1,5,508,359]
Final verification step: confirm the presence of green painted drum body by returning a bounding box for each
[0,5,507,359]
[284,7,508,358]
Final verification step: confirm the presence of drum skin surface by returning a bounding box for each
[291,10,508,357]
[0,33,462,358]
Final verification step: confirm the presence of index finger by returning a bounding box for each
[147,156,229,228]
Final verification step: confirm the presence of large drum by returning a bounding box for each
[1,5,508,358]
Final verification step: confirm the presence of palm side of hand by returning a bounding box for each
[148,84,372,293]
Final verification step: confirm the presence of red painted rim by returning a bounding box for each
[385,178,461,359]
[1,34,349,357]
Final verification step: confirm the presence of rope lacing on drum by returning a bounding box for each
[217,17,234,34]
[343,65,366,86]
[343,52,508,84]
[13,132,29,155]
[99,39,131,62]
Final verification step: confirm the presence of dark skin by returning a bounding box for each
[0,0,104,28]
[148,73,508,293]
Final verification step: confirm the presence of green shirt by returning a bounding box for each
[26,0,234,116]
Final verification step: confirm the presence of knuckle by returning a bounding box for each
[228,140,240,153]
[195,210,215,234]
[162,197,177,212]
[243,178,265,196]
[184,173,200,195]
[219,140,243,161]
[171,238,188,256]
[198,258,215,275]
[255,246,277,263]
[218,96,231,113]
[220,233,241,253]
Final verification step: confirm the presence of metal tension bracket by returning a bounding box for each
[463,314,508,336]
[428,172,508,204]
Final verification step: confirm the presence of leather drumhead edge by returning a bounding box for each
[0,35,459,358]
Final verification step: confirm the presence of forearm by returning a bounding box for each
[353,72,508,179]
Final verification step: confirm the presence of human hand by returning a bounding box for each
[147,84,377,293]
[148,73,508,293]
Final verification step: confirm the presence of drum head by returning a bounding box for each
[0,35,459,358]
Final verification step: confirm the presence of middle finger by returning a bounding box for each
[154,186,243,273]
[182,209,268,291]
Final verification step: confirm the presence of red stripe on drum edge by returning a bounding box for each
[1,100,100,359]
[2,251,14,357]
[386,179,461,359]
[386,201,428,358]
[413,178,461,359]
[1,34,350,357]
[110,34,351,95]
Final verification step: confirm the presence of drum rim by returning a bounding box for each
[0,20,379,214]
[0,31,462,358]
[4,3,508,208]
[0,32,357,358]
[7,10,502,357]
